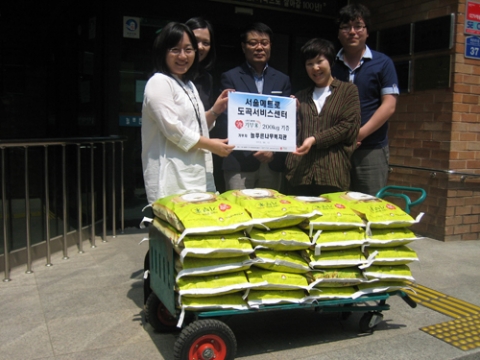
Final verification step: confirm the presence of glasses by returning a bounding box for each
[245,40,270,48]
[169,47,196,56]
[339,25,367,33]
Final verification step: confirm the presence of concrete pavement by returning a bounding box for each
[1,226,479,360]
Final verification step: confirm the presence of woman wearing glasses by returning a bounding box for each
[141,22,234,204]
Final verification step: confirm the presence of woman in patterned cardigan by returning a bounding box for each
[285,38,360,196]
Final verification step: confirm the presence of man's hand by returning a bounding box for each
[253,151,274,163]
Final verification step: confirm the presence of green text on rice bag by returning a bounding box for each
[221,188,319,229]
[322,192,423,229]
[152,192,254,233]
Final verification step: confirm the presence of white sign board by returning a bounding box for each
[227,91,296,152]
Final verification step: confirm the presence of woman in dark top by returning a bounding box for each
[186,17,226,192]
[186,17,216,113]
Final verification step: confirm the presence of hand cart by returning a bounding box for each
[144,186,426,360]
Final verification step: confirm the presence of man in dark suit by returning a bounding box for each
[219,22,291,191]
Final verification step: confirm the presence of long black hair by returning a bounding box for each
[186,17,216,73]
[152,22,199,82]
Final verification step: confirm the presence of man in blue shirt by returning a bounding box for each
[332,3,399,196]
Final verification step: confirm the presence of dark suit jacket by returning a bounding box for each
[218,62,291,172]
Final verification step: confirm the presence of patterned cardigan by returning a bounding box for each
[285,78,360,191]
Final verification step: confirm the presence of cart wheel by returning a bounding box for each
[145,292,178,332]
[174,319,236,360]
[359,311,384,333]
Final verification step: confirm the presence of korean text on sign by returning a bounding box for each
[227,91,296,152]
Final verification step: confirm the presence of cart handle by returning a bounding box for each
[375,186,427,214]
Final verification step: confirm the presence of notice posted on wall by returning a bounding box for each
[227,91,296,152]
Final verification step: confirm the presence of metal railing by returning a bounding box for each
[389,164,480,180]
[1,136,126,281]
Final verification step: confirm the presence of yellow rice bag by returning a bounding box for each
[180,293,249,311]
[304,287,358,302]
[177,271,258,297]
[151,217,181,246]
[293,196,365,233]
[353,280,412,299]
[312,228,367,255]
[153,217,254,261]
[306,267,368,288]
[362,265,415,282]
[179,233,254,262]
[366,227,424,247]
[246,268,310,290]
[176,255,255,281]
[221,188,319,229]
[253,249,311,274]
[306,248,369,269]
[152,192,258,241]
[244,227,312,251]
[247,289,306,307]
[364,245,419,265]
[321,192,424,230]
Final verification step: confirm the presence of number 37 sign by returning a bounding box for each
[227,91,296,152]
[465,36,480,59]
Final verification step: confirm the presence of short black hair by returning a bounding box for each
[186,17,216,73]
[300,38,336,67]
[240,22,273,43]
[152,22,199,82]
[337,3,371,30]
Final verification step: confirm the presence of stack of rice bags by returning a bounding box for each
[149,189,424,326]
[220,189,319,308]
[151,192,263,322]
[292,195,372,302]
[321,192,424,298]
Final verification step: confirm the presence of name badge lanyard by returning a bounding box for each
[173,77,203,136]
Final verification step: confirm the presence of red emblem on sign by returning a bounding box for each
[235,120,244,129]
